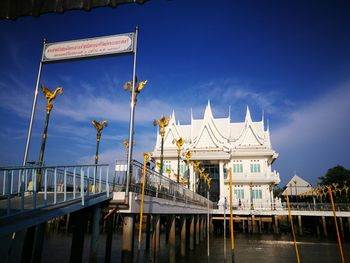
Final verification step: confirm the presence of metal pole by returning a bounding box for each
[224,197,227,262]
[125,26,138,202]
[207,190,210,259]
[160,136,164,174]
[177,151,180,184]
[138,154,149,250]
[286,190,300,263]
[329,187,345,263]
[23,38,46,166]
[229,168,235,263]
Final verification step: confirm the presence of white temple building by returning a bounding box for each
[151,101,280,209]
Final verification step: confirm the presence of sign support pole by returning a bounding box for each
[22,38,46,166]
[125,26,138,202]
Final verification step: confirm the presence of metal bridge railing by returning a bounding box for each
[115,160,213,209]
[0,164,111,218]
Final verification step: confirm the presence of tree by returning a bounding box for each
[318,165,350,203]
[318,165,350,187]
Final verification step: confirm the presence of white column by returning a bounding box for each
[219,161,225,199]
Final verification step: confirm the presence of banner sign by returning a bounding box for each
[43,33,134,62]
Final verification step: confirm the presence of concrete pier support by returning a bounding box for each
[298,216,303,236]
[105,214,113,263]
[151,215,160,263]
[190,215,195,250]
[274,215,279,234]
[32,223,46,263]
[200,216,204,241]
[321,216,327,238]
[168,215,176,263]
[242,219,245,233]
[180,216,186,257]
[348,217,350,234]
[339,217,344,239]
[122,215,134,263]
[252,215,256,233]
[195,215,200,245]
[89,205,101,263]
[258,218,262,233]
[146,214,151,251]
[203,217,206,238]
[70,209,88,263]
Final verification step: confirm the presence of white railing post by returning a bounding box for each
[54,168,57,204]
[3,170,6,195]
[44,169,47,206]
[106,166,110,198]
[7,171,11,216]
[73,168,76,199]
[99,167,102,193]
[81,168,85,206]
[64,167,67,201]
[10,170,14,194]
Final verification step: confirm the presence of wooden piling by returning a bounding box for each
[190,215,194,250]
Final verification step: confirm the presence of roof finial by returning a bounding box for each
[190,108,193,121]
[228,105,231,120]
[204,99,213,119]
[267,119,270,132]
[245,105,252,123]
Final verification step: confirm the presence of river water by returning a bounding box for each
[41,230,350,263]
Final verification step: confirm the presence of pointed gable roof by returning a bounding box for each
[191,101,229,150]
[282,174,313,196]
[235,106,265,146]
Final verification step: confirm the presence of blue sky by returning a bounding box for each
[0,1,350,186]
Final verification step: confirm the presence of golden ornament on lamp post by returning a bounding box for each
[123,77,148,105]
[37,85,63,190]
[192,160,201,192]
[153,115,170,175]
[173,138,184,183]
[92,120,108,165]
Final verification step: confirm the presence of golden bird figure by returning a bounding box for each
[41,85,63,112]
[92,120,108,133]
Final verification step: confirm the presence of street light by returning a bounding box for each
[37,85,63,190]
[153,115,170,175]
[184,151,192,189]
[173,138,184,183]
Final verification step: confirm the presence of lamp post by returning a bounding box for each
[184,151,192,189]
[37,85,63,189]
[153,115,170,175]
[174,138,184,183]
[123,76,147,199]
[192,161,201,193]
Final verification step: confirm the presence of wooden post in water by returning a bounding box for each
[328,187,345,263]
